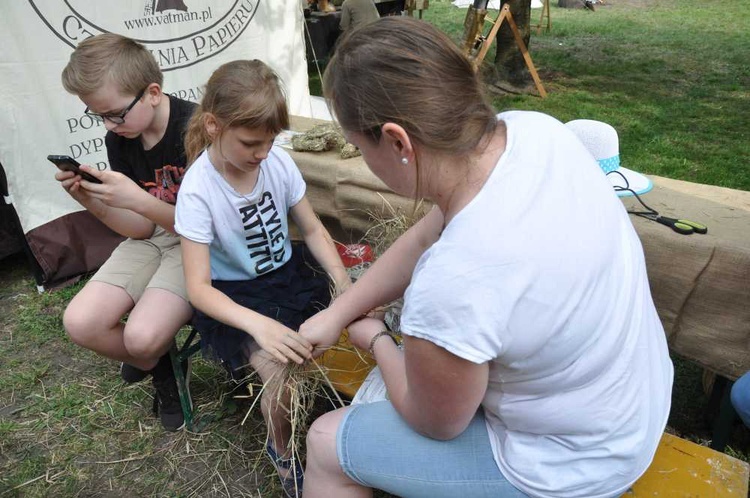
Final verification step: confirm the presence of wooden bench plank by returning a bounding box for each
[320,329,375,399]
[624,433,749,497]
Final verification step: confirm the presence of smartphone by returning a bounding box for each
[47,155,102,184]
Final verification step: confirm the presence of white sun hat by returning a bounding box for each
[566,119,653,197]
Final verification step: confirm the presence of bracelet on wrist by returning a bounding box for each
[368,330,397,356]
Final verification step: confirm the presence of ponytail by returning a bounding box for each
[184,106,211,165]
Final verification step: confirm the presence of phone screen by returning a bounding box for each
[47,155,102,184]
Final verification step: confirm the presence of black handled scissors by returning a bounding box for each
[637,214,708,235]
[611,170,709,236]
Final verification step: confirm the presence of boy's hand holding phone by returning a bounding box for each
[49,155,146,211]
[48,155,102,184]
[77,167,148,211]
[54,168,100,203]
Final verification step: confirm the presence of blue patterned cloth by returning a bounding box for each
[598,155,620,174]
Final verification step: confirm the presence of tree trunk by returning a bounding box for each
[491,0,533,88]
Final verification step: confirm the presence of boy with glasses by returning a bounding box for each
[54,33,196,431]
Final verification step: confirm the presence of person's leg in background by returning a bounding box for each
[63,237,162,370]
[127,236,194,431]
[730,371,750,428]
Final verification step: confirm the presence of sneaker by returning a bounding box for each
[266,442,304,498]
[120,362,150,384]
[151,355,190,432]
[222,361,247,384]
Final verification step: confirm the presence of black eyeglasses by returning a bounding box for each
[84,88,146,124]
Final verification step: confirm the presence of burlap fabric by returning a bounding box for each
[622,179,750,380]
[288,117,415,240]
[289,116,750,380]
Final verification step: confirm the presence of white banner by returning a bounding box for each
[0,0,312,233]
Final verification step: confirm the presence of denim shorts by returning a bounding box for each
[336,401,529,498]
[192,242,331,377]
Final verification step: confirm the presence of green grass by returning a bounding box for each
[311,0,750,190]
[0,254,279,497]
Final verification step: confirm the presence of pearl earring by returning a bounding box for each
[401,157,408,165]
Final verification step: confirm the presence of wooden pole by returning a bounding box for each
[503,5,547,97]
[535,0,551,35]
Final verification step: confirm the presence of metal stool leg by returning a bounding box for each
[169,327,202,431]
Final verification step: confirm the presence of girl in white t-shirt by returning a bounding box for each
[174,60,350,498]
[299,18,673,498]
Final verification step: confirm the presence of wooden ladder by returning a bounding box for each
[533,0,551,34]
[470,4,547,98]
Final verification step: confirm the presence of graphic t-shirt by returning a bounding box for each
[174,146,306,281]
[401,111,673,498]
[105,94,196,204]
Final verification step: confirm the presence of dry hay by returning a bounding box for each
[362,195,427,259]
[360,194,429,333]
[291,123,361,159]
[235,355,348,497]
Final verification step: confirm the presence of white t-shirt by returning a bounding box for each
[174,146,306,281]
[401,111,673,498]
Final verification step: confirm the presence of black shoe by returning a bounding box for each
[151,355,189,432]
[267,442,304,498]
[222,361,247,384]
[120,362,150,384]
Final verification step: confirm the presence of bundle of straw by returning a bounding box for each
[363,195,428,259]
[362,195,428,333]
[239,356,347,497]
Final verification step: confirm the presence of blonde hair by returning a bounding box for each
[185,60,289,164]
[323,17,496,155]
[61,34,162,96]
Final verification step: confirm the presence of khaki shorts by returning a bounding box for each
[91,226,187,302]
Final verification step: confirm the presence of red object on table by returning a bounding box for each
[336,243,374,268]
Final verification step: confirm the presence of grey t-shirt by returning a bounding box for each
[340,0,379,31]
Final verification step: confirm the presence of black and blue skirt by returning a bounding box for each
[192,242,332,378]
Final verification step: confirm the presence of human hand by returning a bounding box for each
[332,278,352,299]
[347,317,386,352]
[54,168,92,200]
[77,166,145,211]
[252,319,313,365]
[299,307,348,359]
